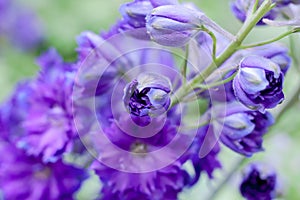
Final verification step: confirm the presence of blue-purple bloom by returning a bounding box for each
[123,72,171,118]
[90,116,188,199]
[213,102,274,156]
[240,163,279,200]
[0,140,88,200]
[19,49,77,162]
[90,112,220,199]
[233,55,284,111]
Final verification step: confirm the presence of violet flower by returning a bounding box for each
[233,55,284,111]
[19,49,77,162]
[0,140,88,200]
[213,102,274,156]
[90,115,193,199]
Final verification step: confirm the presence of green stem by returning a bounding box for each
[170,0,274,107]
[201,26,217,62]
[238,28,300,49]
[183,69,238,102]
[181,45,189,85]
[181,117,210,131]
[195,70,237,90]
[252,0,260,13]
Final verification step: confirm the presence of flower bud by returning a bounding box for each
[146,5,202,47]
[240,163,280,200]
[120,0,154,29]
[233,55,284,111]
[123,72,171,117]
[213,102,274,156]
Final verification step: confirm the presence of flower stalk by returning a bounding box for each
[170,0,274,107]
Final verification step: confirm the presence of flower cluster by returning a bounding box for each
[1,0,298,199]
[0,49,88,199]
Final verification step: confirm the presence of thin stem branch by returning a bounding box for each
[238,27,300,49]
[252,0,260,13]
[201,26,217,62]
[181,45,189,85]
[195,70,237,90]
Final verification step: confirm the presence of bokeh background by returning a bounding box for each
[1,0,300,199]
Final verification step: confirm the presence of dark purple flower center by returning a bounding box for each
[129,88,152,116]
[249,71,283,103]
[260,72,282,95]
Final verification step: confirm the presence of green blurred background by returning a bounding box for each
[1,0,300,199]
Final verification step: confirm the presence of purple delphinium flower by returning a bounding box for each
[75,29,179,130]
[233,55,284,111]
[198,43,291,104]
[231,0,278,25]
[123,72,171,118]
[93,162,188,200]
[240,163,279,200]
[19,48,77,162]
[0,140,88,200]
[90,115,193,199]
[212,101,274,156]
